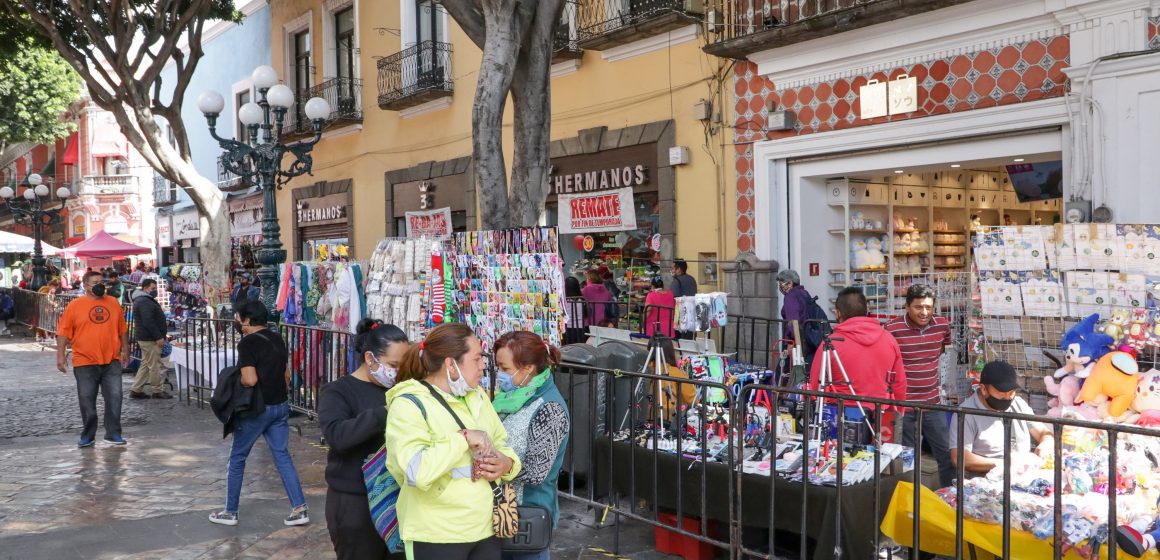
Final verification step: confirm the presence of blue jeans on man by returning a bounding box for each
[225,401,306,513]
[74,363,123,442]
[902,411,955,489]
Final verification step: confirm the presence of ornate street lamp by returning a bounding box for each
[0,173,71,291]
[197,65,331,315]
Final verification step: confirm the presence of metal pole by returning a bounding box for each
[30,206,47,291]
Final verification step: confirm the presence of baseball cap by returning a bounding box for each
[979,361,1019,392]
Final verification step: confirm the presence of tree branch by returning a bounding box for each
[440,0,486,50]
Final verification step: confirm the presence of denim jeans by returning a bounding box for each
[74,362,123,441]
[902,410,955,488]
[225,401,306,513]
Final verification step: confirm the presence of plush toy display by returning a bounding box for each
[850,210,866,229]
[866,238,886,267]
[1127,309,1149,351]
[851,240,873,270]
[1123,369,1160,427]
[1076,351,1142,419]
[1103,309,1132,343]
[1045,314,1115,417]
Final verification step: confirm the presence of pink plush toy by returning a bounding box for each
[1045,314,1114,417]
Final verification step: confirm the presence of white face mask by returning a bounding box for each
[447,360,471,397]
[367,354,397,388]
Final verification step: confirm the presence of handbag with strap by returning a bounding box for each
[419,382,522,540]
[361,393,425,553]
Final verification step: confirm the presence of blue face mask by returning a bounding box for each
[495,371,518,393]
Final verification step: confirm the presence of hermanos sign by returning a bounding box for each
[547,143,656,196]
[296,193,349,226]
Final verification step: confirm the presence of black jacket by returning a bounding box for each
[210,366,266,438]
[131,290,167,342]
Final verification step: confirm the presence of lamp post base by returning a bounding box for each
[28,255,47,292]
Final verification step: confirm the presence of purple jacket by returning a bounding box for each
[581,284,614,327]
[781,285,812,341]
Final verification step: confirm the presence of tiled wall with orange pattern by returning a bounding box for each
[731,35,1071,254]
[1149,16,1160,49]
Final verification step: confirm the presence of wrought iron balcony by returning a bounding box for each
[704,0,973,58]
[79,175,136,195]
[153,173,178,207]
[553,1,584,63]
[377,40,454,111]
[282,76,363,138]
[576,0,704,51]
[217,155,251,192]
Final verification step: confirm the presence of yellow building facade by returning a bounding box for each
[267,0,735,289]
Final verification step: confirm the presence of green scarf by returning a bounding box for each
[492,369,550,414]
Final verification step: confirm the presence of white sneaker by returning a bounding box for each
[284,507,309,526]
[209,510,238,526]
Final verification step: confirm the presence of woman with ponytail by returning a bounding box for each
[385,323,521,560]
[491,331,571,560]
[318,319,409,560]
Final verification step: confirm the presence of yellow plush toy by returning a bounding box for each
[1077,351,1141,418]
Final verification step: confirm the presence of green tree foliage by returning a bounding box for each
[0,39,81,148]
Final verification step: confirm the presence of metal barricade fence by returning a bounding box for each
[713,315,788,372]
[173,318,354,416]
[555,360,737,555]
[279,323,354,417]
[555,358,1160,560]
[176,318,243,407]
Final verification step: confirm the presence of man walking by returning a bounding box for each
[209,300,309,527]
[885,284,955,488]
[130,279,170,399]
[57,271,131,447]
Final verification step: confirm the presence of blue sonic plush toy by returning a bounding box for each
[1044,314,1115,418]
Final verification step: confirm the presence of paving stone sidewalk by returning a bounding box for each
[0,338,690,559]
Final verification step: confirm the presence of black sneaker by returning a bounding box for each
[284,507,309,526]
[209,511,239,526]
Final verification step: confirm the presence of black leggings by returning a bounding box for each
[410,537,502,560]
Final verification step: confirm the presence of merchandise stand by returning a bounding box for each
[447,227,569,351]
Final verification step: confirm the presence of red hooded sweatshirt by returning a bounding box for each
[808,316,907,410]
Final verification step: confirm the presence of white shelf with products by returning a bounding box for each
[823,170,1061,313]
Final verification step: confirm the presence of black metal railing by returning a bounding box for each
[376,40,455,111]
[576,0,702,49]
[153,172,177,206]
[554,358,1160,559]
[170,317,354,416]
[704,0,973,58]
[307,76,364,124]
[553,0,584,61]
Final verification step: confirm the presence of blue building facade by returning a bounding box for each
[156,0,270,266]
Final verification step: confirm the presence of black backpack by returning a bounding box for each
[798,294,830,354]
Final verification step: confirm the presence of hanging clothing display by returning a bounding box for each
[364,238,442,342]
[673,292,729,333]
[448,227,568,351]
[276,260,366,332]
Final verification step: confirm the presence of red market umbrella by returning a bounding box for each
[61,230,152,259]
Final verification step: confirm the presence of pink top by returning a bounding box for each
[644,289,676,338]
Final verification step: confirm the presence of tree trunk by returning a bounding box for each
[508,0,561,227]
[472,1,522,230]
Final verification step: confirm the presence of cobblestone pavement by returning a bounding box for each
[0,338,689,559]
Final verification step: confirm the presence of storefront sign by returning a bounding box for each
[405,207,453,239]
[158,221,171,246]
[173,211,200,240]
[558,187,637,234]
[548,143,656,196]
[296,193,349,226]
[860,75,917,119]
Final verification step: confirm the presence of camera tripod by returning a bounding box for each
[806,320,877,442]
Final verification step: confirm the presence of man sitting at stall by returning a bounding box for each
[948,361,1054,478]
[808,287,906,406]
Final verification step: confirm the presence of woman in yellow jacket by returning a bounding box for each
[385,323,522,560]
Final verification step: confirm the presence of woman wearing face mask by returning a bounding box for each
[386,323,521,560]
[491,331,570,560]
[317,319,410,560]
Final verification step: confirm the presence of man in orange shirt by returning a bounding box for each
[57,271,131,447]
